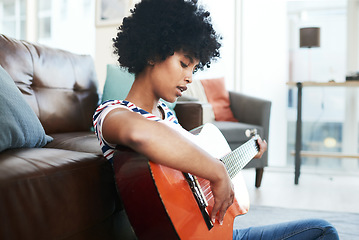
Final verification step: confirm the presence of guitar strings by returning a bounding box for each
[195,139,259,204]
[226,149,257,178]
[198,179,214,202]
[222,139,258,179]
[229,141,257,172]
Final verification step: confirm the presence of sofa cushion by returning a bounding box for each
[0,34,99,134]
[212,121,263,150]
[46,131,102,154]
[101,64,177,112]
[102,64,135,103]
[182,79,215,123]
[0,65,53,153]
[200,78,237,122]
[0,148,118,240]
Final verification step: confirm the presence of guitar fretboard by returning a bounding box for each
[220,137,259,179]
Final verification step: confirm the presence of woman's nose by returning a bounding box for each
[185,76,192,84]
[185,72,193,84]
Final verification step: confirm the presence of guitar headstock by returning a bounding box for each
[245,128,258,138]
[245,129,260,153]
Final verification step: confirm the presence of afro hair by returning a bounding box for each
[113,0,221,75]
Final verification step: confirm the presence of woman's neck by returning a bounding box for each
[125,75,160,117]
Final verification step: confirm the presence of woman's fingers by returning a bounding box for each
[210,181,235,225]
[211,201,221,224]
[254,137,267,158]
[217,195,234,225]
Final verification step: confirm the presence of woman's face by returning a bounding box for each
[149,51,199,103]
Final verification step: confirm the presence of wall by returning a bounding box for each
[48,0,96,56]
[95,26,119,89]
[94,0,137,90]
[240,0,288,166]
[194,0,236,90]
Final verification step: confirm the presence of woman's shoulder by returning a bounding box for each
[93,100,129,123]
[95,100,136,113]
[96,100,124,110]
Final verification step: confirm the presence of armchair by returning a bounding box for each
[226,91,271,187]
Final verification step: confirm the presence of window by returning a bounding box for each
[0,0,26,39]
[37,0,51,40]
[286,0,359,171]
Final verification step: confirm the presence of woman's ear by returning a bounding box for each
[148,60,155,66]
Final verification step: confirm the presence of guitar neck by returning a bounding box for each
[220,136,259,179]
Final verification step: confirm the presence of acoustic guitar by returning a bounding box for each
[113,123,260,240]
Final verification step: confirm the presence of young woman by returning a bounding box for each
[93,0,339,239]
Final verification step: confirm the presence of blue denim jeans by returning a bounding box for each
[233,218,339,240]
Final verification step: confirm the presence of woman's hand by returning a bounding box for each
[254,137,267,159]
[209,162,235,225]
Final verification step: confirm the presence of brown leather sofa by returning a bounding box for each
[0,34,201,240]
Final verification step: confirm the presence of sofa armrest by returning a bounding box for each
[174,101,203,131]
[228,91,271,140]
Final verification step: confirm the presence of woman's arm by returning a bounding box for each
[102,108,234,224]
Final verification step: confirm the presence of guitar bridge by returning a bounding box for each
[183,173,213,230]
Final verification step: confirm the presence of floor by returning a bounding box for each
[234,166,359,214]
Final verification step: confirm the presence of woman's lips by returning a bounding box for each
[176,86,187,96]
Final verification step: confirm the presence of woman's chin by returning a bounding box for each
[159,98,175,103]
[162,97,177,103]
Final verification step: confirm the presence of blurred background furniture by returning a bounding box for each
[288,81,359,185]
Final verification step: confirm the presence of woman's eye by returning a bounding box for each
[180,61,188,68]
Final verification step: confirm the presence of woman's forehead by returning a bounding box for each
[176,51,199,64]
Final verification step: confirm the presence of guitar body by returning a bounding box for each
[151,163,249,240]
[113,123,252,240]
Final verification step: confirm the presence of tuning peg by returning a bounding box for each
[245,129,257,138]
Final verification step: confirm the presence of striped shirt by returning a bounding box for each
[93,100,179,163]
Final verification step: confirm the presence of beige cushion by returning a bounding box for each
[183,80,215,123]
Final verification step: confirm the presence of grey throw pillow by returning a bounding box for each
[0,65,53,152]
